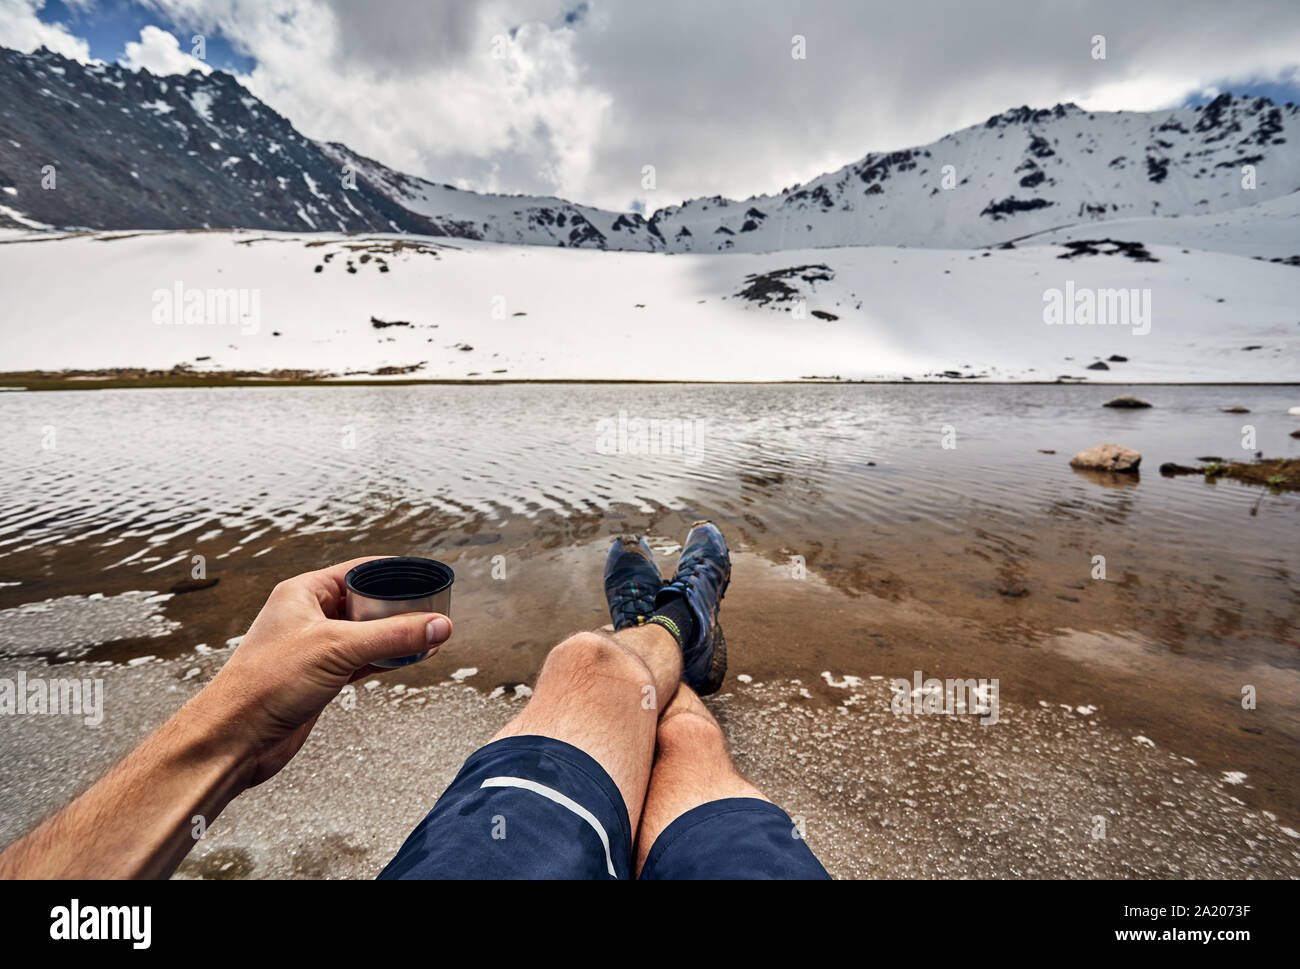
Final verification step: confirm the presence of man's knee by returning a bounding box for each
[654,709,768,801]
[657,708,725,750]
[541,630,654,691]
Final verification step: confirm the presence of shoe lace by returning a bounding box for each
[673,552,720,590]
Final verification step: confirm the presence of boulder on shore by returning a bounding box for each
[1070,444,1142,472]
[1103,395,1151,408]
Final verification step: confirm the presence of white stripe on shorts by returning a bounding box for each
[480,775,618,878]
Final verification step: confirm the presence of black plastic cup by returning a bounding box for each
[344,557,454,668]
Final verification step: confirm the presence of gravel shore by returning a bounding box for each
[2,645,1295,879]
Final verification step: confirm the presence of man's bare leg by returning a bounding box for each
[634,683,769,875]
[491,622,681,831]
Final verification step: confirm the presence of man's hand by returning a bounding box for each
[0,557,452,879]
[205,556,453,786]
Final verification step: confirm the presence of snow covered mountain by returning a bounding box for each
[318,140,669,251]
[2,44,1297,253]
[651,99,1300,252]
[0,46,438,234]
[323,98,1300,254]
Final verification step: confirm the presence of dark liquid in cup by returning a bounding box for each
[345,557,454,668]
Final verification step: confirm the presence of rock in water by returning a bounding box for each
[1070,444,1142,472]
[1086,361,1110,370]
[1103,395,1152,408]
[169,577,220,594]
[1221,406,1250,413]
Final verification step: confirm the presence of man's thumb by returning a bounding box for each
[335,613,452,666]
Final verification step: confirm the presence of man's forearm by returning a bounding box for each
[0,689,255,879]
[0,558,449,879]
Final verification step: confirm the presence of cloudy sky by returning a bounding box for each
[3,0,1299,211]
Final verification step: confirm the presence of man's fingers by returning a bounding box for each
[327,613,453,666]
[310,556,392,593]
[279,556,393,618]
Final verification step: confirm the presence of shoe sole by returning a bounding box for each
[696,621,727,696]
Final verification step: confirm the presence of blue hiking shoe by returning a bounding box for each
[603,536,662,630]
[654,521,731,695]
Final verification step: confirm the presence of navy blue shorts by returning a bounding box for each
[379,735,830,880]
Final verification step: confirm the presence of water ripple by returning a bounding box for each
[0,384,1296,577]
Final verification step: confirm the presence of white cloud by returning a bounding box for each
[141,0,609,199]
[121,25,212,76]
[16,0,1300,210]
[0,0,91,61]
[133,0,1300,210]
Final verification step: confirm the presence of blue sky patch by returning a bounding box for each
[38,0,255,73]
[1182,70,1300,108]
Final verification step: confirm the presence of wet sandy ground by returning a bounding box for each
[0,642,1295,879]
